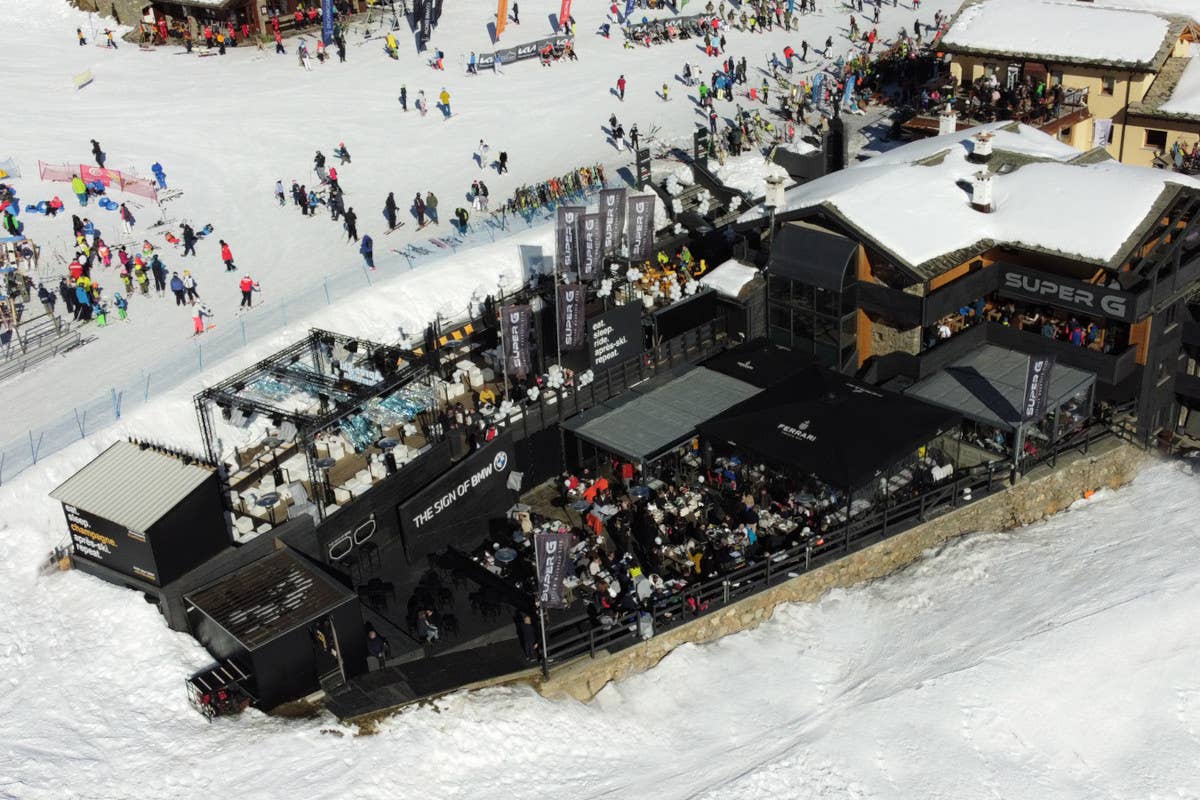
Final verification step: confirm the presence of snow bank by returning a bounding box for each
[713,153,789,198]
[1159,56,1200,117]
[942,0,1172,65]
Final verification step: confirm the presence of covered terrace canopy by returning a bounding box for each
[698,367,961,491]
[904,345,1095,432]
[563,367,761,464]
[703,337,813,388]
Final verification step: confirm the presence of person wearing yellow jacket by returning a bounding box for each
[71,174,87,206]
[439,88,451,119]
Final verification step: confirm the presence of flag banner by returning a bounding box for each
[556,206,585,273]
[420,0,433,45]
[502,304,533,376]
[599,188,626,255]
[624,0,635,22]
[1022,355,1056,421]
[322,0,334,43]
[559,0,572,28]
[496,0,508,36]
[535,531,575,608]
[578,213,604,281]
[557,283,586,351]
[625,194,656,262]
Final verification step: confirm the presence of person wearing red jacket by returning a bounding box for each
[219,239,236,272]
[204,24,214,48]
[239,275,260,308]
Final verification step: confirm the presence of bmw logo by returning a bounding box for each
[493,451,509,471]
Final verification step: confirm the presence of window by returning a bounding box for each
[1144,129,1167,150]
[1101,76,1115,95]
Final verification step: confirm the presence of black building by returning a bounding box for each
[185,546,366,709]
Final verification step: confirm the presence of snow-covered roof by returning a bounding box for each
[740,122,1200,280]
[1158,57,1200,117]
[941,0,1180,70]
[1085,0,1199,23]
[700,259,760,299]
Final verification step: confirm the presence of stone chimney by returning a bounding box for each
[938,108,958,136]
[968,132,995,164]
[970,171,994,213]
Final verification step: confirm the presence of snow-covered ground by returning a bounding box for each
[4,425,1199,798]
[1,0,927,476]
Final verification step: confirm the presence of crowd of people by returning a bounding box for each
[473,432,954,657]
[929,297,1115,354]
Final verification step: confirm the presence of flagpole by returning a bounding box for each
[553,244,563,370]
[533,543,550,680]
[500,308,510,402]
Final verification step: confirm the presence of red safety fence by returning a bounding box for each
[38,161,159,203]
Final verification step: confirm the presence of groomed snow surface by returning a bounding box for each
[942,0,1172,65]
[4,440,1200,798]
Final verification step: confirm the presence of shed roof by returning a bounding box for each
[50,440,214,532]
[1132,55,1200,122]
[904,345,1095,431]
[186,548,353,651]
[564,367,761,462]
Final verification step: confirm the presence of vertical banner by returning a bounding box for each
[635,147,651,190]
[599,188,626,255]
[556,206,585,274]
[559,0,573,28]
[626,194,656,263]
[496,0,508,37]
[1022,355,1056,421]
[502,304,533,376]
[322,0,334,44]
[535,531,575,608]
[557,284,586,351]
[420,0,433,46]
[578,213,604,282]
[623,0,635,22]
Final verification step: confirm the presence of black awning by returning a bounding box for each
[699,367,960,490]
[768,222,858,291]
[703,338,813,388]
[564,367,762,463]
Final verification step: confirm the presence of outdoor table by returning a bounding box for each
[496,547,518,564]
[256,492,281,507]
[377,437,399,450]
[315,457,337,470]
[263,436,284,449]
[629,485,651,499]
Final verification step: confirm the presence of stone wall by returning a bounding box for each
[533,439,1148,703]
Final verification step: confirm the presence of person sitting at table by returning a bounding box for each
[477,385,497,406]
